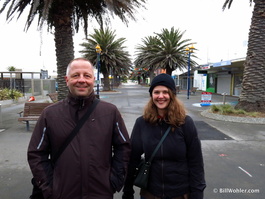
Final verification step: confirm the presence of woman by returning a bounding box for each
[122,74,206,199]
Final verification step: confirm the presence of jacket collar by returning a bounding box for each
[67,92,96,109]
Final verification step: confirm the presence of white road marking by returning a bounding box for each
[238,166,253,177]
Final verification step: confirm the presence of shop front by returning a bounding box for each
[195,58,244,96]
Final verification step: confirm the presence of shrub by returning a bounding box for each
[0,88,23,100]
[211,104,241,115]
[0,88,10,100]
[211,104,221,112]
[10,89,23,100]
[210,104,263,117]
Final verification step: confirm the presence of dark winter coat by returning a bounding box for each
[123,115,206,199]
[28,92,131,199]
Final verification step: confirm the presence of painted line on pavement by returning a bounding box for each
[238,166,253,177]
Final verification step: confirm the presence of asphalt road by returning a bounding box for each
[0,83,264,199]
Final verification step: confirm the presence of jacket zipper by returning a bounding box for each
[161,127,165,198]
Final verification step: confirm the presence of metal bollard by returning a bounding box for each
[222,92,227,105]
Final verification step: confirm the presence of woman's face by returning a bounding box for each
[152,85,170,116]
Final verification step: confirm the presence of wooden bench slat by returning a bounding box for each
[18,116,39,122]
[18,102,52,131]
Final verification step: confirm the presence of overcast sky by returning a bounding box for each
[0,0,253,75]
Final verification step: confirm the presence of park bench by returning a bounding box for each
[47,92,58,103]
[18,102,52,131]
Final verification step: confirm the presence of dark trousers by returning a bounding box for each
[140,189,189,199]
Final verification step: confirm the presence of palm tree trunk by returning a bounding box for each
[53,1,74,101]
[235,0,265,112]
[142,75,146,85]
[138,76,143,84]
[103,71,111,91]
[149,67,156,84]
[166,67,173,76]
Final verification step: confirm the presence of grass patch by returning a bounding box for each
[210,104,265,118]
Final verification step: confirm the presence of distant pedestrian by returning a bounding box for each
[28,58,131,199]
[122,73,206,199]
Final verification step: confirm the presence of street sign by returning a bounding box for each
[200,92,212,106]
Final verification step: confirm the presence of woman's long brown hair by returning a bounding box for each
[143,89,186,127]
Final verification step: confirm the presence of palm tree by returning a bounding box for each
[0,0,146,100]
[153,27,197,76]
[135,27,196,77]
[134,36,160,83]
[79,27,131,91]
[223,0,265,113]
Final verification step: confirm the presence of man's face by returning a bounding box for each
[65,60,95,97]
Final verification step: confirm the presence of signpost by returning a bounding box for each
[200,92,212,106]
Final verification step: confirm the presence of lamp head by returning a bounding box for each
[185,47,190,54]
[95,44,102,53]
[185,45,195,54]
[189,45,195,52]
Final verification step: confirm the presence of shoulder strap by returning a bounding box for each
[147,126,171,163]
[52,98,100,164]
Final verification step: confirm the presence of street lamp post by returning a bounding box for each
[95,44,102,98]
[185,45,195,99]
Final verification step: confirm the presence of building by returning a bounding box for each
[193,58,245,96]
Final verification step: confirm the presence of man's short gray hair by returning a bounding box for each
[66,58,94,76]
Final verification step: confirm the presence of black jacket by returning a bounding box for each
[28,92,131,199]
[123,115,206,199]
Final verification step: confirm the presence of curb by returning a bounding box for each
[201,109,265,125]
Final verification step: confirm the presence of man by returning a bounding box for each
[28,58,131,199]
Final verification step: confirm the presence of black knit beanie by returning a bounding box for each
[149,73,176,95]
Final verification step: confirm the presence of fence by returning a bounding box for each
[0,78,56,97]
